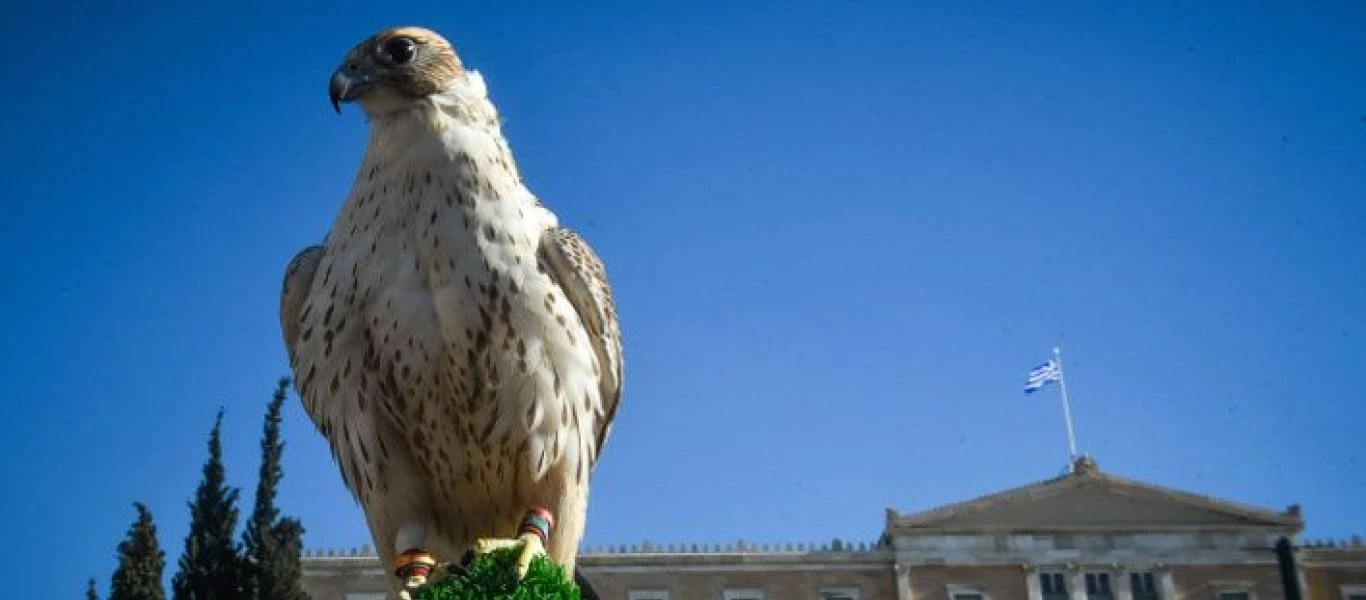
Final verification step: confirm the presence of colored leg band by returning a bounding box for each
[520,507,555,543]
[394,549,437,578]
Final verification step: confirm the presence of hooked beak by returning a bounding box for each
[328,68,369,114]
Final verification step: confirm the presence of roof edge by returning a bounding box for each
[886,458,1303,533]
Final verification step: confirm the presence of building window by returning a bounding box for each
[1040,572,1068,600]
[1086,572,1113,600]
[723,588,764,600]
[1342,585,1366,600]
[344,594,386,600]
[1216,591,1252,600]
[1130,572,1160,600]
[820,588,860,600]
[947,584,988,600]
[630,590,670,600]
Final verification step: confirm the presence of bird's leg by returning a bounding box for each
[473,507,554,581]
[393,549,437,600]
[393,523,436,600]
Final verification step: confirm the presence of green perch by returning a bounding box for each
[415,547,582,600]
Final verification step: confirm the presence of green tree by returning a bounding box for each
[242,378,310,600]
[110,502,166,600]
[86,578,99,600]
[172,410,244,600]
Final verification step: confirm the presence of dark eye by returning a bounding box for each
[381,37,417,65]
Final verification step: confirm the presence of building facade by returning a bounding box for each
[301,458,1365,599]
[1302,543,1366,600]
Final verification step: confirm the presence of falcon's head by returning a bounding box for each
[328,27,465,115]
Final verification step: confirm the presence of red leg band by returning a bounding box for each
[394,549,437,578]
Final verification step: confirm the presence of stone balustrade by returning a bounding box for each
[301,538,893,558]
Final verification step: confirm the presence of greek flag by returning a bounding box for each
[1024,360,1061,393]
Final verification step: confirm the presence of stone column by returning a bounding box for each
[1116,568,1133,600]
[1069,568,1087,600]
[896,564,913,600]
[1025,566,1043,600]
[1159,570,1177,600]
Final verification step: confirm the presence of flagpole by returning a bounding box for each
[1054,346,1079,463]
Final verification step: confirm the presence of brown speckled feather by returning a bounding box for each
[538,228,623,460]
[280,245,323,362]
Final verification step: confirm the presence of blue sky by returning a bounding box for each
[2,1,1364,596]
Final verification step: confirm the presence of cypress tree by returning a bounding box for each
[86,578,99,600]
[242,378,309,600]
[172,410,244,600]
[110,502,166,600]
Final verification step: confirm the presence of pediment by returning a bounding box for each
[889,463,1300,533]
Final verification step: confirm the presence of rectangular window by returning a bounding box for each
[629,590,669,600]
[820,588,860,600]
[1130,572,1160,600]
[1217,592,1251,600]
[723,589,764,600]
[344,594,387,600]
[1085,572,1113,600]
[950,594,984,600]
[1041,572,1068,600]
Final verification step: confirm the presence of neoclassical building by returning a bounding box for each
[301,457,1365,599]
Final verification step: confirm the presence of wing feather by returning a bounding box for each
[279,245,324,364]
[538,228,623,467]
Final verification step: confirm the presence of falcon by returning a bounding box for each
[280,26,623,599]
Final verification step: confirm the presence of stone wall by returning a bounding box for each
[1169,563,1287,600]
[582,566,897,599]
[1301,542,1366,600]
[908,564,1031,600]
